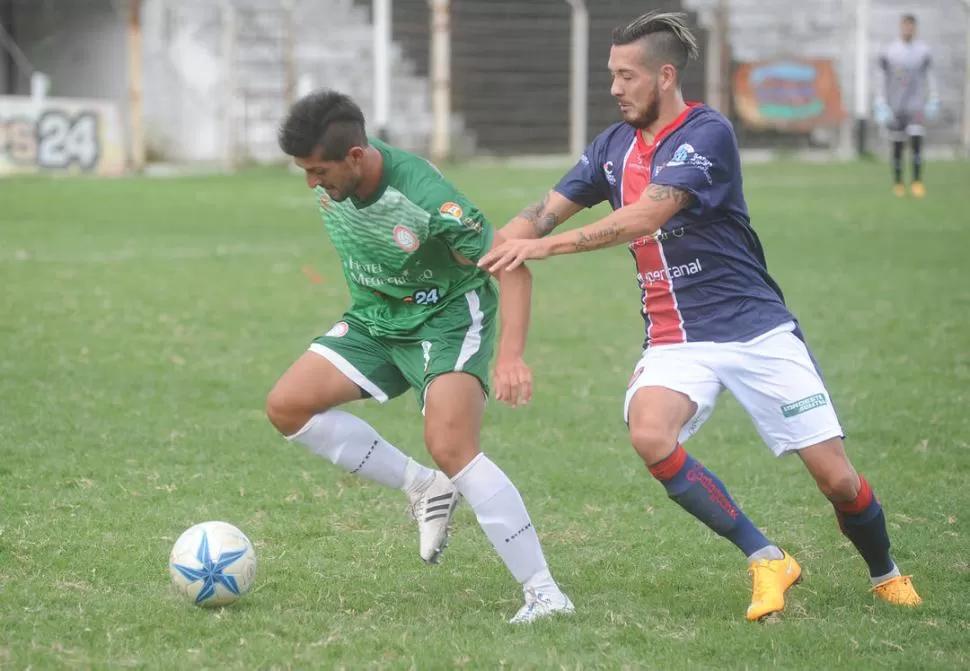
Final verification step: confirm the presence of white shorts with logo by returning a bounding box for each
[623,322,844,456]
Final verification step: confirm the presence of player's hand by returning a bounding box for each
[492,355,533,408]
[478,238,551,273]
[925,96,941,121]
[873,99,893,126]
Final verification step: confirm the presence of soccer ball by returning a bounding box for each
[168,521,257,607]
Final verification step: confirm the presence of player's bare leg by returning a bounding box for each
[628,386,800,621]
[424,372,573,623]
[266,352,447,562]
[798,437,922,606]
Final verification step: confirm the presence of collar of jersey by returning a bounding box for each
[634,102,702,157]
[350,140,392,209]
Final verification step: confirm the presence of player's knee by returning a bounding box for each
[628,420,679,466]
[815,468,861,503]
[265,384,317,437]
[424,418,478,476]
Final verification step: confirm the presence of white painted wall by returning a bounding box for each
[5,0,434,164]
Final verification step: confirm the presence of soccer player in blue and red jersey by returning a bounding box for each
[480,11,922,620]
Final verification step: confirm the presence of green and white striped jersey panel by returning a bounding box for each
[315,139,494,338]
[319,184,431,274]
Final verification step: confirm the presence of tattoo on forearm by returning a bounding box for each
[645,183,693,208]
[518,194,560,237]
[535,211,560,237]
[518,197,544,224]
[574,222,622,252]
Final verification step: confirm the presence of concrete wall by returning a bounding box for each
[686,0,967,148]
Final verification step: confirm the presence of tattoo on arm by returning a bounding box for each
[518,194,560,237]
[573,222,622,252]
[644,184,693,208]
[567,185,690,254]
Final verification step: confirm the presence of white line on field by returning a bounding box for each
[1,243,308,264]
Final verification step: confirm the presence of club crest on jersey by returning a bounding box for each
[665,143,714,184]
[439,201,464,221]
[317,191,334,211]
[393,225,420,252]
[325,321,349,338]
[670,143,695,165]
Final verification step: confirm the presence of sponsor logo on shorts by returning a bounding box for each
[628,366,644,389]
[439,201,464,220]
[780,393,828,418]
[393,225,420,252]
[325,321,349,338]
[422,341,433,373]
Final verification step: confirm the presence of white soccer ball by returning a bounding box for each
[168,521,257,607]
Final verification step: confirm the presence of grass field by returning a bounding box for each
[1,159,969,670]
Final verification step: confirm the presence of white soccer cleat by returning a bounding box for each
[407,471,459,564]
[509,588,575,624]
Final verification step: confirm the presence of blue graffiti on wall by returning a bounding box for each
[749,61,825,121]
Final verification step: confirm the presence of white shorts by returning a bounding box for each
[623,322,844,456]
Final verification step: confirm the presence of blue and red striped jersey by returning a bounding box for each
[555,103,795,348]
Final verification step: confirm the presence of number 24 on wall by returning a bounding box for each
[0,110,101,171]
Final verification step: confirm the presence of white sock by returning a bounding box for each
[871,563,901,586]
[452,453,554,588]
[287,410,428,490]
[747,545,785,562]
[402,457,435,496]
[523,568,559,595]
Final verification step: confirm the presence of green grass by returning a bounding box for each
[1,159,969,670]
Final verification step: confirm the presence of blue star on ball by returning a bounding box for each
[172,530,248,604]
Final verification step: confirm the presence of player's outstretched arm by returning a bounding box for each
[499,190,586,240]
[479,184,692,273]
[485,231,534,408]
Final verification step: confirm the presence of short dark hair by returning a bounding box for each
[901,14,917,24]
[278,89,367,160]
[612,11,700,75]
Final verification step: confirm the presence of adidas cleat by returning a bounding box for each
[509,588,575,624]
[407,471,460,564]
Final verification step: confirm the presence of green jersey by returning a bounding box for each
[315,139,495,338]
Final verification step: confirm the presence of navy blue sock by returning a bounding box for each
[892,141,905,184]
[649,445,772,557]
[911,135,923,182]
[833,476,895,578]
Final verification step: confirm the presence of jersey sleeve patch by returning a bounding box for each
[652,121,738,213]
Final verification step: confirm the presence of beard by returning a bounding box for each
[622,82,662,129]
[626,94,660,129]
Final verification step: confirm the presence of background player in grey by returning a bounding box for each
[874,13,939,198]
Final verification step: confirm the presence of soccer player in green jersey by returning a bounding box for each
[265,90,573,623]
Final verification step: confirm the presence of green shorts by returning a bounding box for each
[309,285,497,411]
